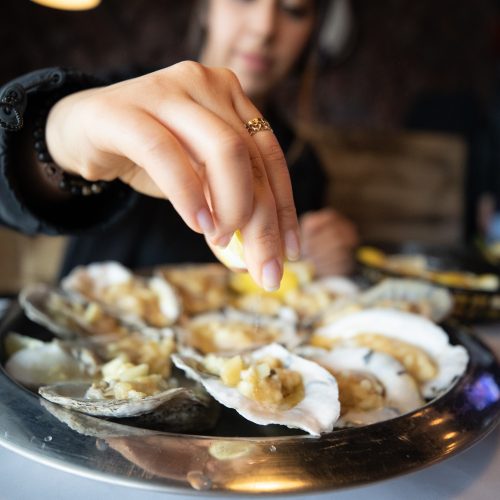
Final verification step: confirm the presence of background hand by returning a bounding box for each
[299,208,359,277]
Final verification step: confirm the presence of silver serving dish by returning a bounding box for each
[0,304,499,495]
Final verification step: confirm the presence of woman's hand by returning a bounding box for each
[46,62,300,291]
[299,208,359,277]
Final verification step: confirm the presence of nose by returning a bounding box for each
[247,0,278,41]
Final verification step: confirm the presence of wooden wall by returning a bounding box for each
[301,125,466,245]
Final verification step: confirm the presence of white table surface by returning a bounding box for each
[1,323,499,500]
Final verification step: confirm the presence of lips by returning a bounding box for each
[237,52,273,72]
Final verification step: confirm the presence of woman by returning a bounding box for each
[0,0,357,291]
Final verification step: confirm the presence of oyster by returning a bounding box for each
[172,343,340,436]
[358,246,499,291]
[297,346,424,426]
[282,276,360,323]
[5,333,99,389]
[229,261,359,320]
[311,308,468,398]
[38,379,218,432]
[155,263,230,315]
[38,353,219,432]
[19,283,144,340]
[62,261,181,328]
[320,278,453,324]
[178,308,301,355]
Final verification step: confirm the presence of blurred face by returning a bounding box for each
[200,0,316,101]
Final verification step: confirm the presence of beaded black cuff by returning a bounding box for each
[33,102,109,197]
[0,68,110,196]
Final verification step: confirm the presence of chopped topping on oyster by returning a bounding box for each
[62,262,181,328]
[335,370,385,413]
[297,346,424,426]
[87,354,172,400]
[19,283,154,341]
[311,333,437,383]
[172,343,340,436]
[283,276,360,319]
[180,309,300,354]
[229,263,359,320]
[320,279,453,325]
[156,264,229,315]
[102,334,175,378]
[312,308,468,398]
[202,354,304,409]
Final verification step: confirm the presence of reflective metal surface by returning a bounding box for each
[0,305,499,495]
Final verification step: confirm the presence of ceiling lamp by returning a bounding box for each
[31,0,101,11]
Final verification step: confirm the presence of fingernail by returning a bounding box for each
[285,230,301,261]
[261,258,282,292]
[196,208,215,237]
[213,233,232,248]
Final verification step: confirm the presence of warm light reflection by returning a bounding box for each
[31,0,101,11]
[442,431,458,440]
[429,417,445,426]
[228,476,308,493]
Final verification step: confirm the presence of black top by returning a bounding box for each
[0,68,327,277]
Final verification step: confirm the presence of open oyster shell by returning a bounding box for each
[19,283,145,341]
[311,308,468,398]
[61,261,182,328]
[178,308,302,355]
[155,263,230,315]
[172,343,340,436]
[5,333,99,389]
[320,278,453,325]
[297,346,424,426]
[38,380,219,432]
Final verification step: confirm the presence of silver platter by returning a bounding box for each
[0,304,499,495]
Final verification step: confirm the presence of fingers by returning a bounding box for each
[135,103,283,290]
[313,253,355,277]
[154,100,254,243]
[240,186,283,291]
[300,208,358,276]
[103,109,215,236]
[155,80,287,289]
[231,90,301,262]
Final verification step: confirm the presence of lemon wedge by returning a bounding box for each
[210,230,247,270]
[230,262,307,299]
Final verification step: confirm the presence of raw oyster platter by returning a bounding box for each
[0,261,499,495]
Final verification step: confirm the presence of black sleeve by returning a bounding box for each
[0,67,137,236]
[289,141,328,216]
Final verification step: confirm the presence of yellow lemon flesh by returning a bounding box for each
[230,263,303,299]
[210,230,247,270]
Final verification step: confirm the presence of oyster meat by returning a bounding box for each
[311,308,468,398]
[297,346,424,426]
[62,261,181,328]
[155,263,230,315]
[172,343,340,436]
[178,308,301,355]
[320,278,453,325]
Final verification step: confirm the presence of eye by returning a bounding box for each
[280,0,313,19]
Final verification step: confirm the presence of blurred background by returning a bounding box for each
[0,0,499,292]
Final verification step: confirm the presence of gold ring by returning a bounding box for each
[245,117,273,136]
